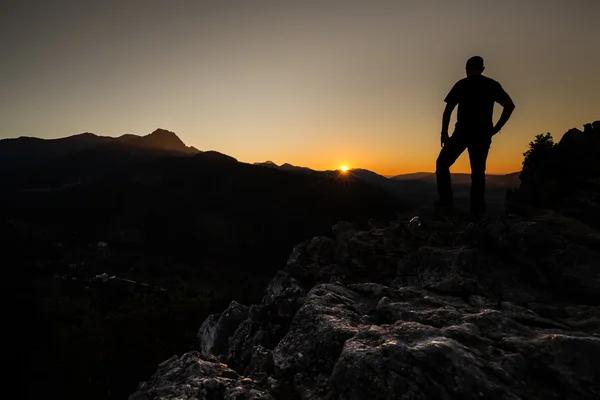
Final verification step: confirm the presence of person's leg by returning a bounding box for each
[467,139,491,215]
[436,133,468,207]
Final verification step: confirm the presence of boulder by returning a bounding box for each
[129,352,273,400]
[198,301,249,357]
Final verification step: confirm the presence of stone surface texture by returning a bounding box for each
[132,209,600,400]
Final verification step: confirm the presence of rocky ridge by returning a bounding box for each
[514,120,600,229]
[131,208,600,400]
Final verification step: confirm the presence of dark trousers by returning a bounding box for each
[435,132,491,213]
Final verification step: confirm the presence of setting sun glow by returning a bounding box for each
[340,166,349,172]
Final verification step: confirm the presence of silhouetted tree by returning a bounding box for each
[522,132,554,168]
[513,132,559,207]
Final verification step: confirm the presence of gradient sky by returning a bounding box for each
[1,0,599,175]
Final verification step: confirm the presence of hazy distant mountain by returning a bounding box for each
[250,162,520,211]
[327,169,520,212]
[254,160,279,168]
[393,172,520,188]
[253,161,321,176]
[279,163,320,175]
[0,129,197,175]
[337,168,405,196]
[0,129,200,191]
[196,150,238,163]
[251,163,403,195]
[392,172,433,181]
[0,132,116,172]
[388,171,521,211]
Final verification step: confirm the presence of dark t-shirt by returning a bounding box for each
[444,75,509,133]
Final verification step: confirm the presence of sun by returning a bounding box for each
[340,165,349,172]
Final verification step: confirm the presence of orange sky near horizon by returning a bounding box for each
[1,1,598,176]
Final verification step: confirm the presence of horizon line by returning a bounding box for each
[1,130,522,177]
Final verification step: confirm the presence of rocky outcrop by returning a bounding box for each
[131,209,600,399]
[198,301,249,357]
[129,352,274,400]
[514,120,600,229]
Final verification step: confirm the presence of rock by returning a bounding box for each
[129,352,273,400]
[329,322,520,400]
[508,220,565,255]
[377,298,463,328]
[225,271,307,371]
[533,210,600,249]
[331,221,355,240]
[261,271,306,319]
[330,320,600,400]
[558,262,600,305]
[395,246,493,297]
[243,345,273,383]
[135,206,600,400]
[513,121,600,230]
[272,284,363,398]
[316,263,347,283]
[227,305,284,371]
[198,301,249,357]
[334,226,407,284]
[481,217,510,250]
[285,236,336,288]
[462,309,534,340]
[348,282,400,299]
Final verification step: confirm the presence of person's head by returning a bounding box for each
[466,56,485,76]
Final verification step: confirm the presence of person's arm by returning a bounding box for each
[442,81,460,146]
[492,85,515,135]
[441,102,456,146]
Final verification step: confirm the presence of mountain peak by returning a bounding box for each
[149,128,177,136]
[137,129,195,153]
[147,128,182,142]
[254,161,279,168]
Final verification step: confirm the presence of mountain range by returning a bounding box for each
[2,130,520,211]
[0,129,198,190]
[254,161,520,211]
[0,128,197,170]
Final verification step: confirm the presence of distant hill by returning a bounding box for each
[0,132,115,172]
[253,160,279,168]
[389,171,520,212]
[0,129,199,192]
[392,171,433,181]
[254,160,321,176]
[251,161,521,212]
[279,163,321,175]
[0,128,197,175]
[393,171,520,188]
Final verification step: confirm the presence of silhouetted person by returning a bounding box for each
[436,56,515,218]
